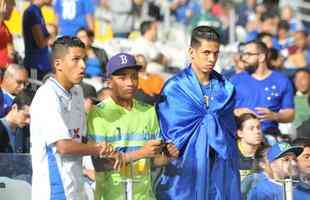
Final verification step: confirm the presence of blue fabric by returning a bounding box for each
[248,177,310,200]
[230,71,294,132]
[0,89,5,117]
[173,0,201,25]
[85,57,102,77]
[155,66,240,200]
[2,91,13,116]
[54,0,95,36]
[46,145,66,200]
[22,4,50,72]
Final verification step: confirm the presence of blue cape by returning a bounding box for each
[155,66,241,200]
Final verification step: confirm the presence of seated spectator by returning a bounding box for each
[268,48,285,70]
[0,0,15,70]
[241,144,271,200]
[248,142,309,199]
[231,40,295,136]
[80,82,100,113]
[0,89,34,153]
[292,69,310,135]
[285,30,310,69]
[22,0,51,80]
[136,54,164,97]
[277,20,293,52]
[236,113,264,180]
[293,138,310,186]
[76,28,108,78]
[1,64,28,116]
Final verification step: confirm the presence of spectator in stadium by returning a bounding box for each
[76,27,108,78]
[46,23,58,49]
[87,52,179,199]
[0,0,15,70]
[22,0,51,80]
[80,82,100,113]
[236,113,264,180]
[231,40,294,136]
[131,20,167,66]
[245,12,279,43]
[293,138,310,185]
[248,142,309,199]
[285,30,310,69]
[54,0,95,36]
[280,4,304,33]
[292,69,310,138]
[191,0,226,43]
[1,64,28,116]
[240,143,271,200]
[107,0,135,38]
[30,36,120,200]
[169,0,201,26]
[0,89,34,153]
[236,0,257,27]
[156,26,240,200]
[134,54,164,104]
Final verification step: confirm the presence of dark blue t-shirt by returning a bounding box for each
[54,0,95,36]
[231,71,294,132]
[22,4,50,72]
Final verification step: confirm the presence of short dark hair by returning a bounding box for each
[245,40,269,55]
[140,20,155,35]
[257,32,273,41]
[12,89,35,110]
[278,20,290,31]
[236,113,258,130]
[292,138,310,148]
[51,36,85,61]
[260,12,277,22]
[190,26,220,48]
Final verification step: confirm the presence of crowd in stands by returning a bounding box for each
[0,0,310,199]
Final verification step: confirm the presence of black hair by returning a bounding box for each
[260,12,277,22]
[12,89,35,110]
[257,32,273,41]
[140,20,155,35]
[51,36,85,61]
[278,20,290,31]
[190,26,220,48]
[245,39,269,55]
[236,113,259,130]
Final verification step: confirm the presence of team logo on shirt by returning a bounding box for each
[264,85,279,101]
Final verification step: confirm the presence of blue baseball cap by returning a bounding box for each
[107,53,141,76]
[267,142,303,162]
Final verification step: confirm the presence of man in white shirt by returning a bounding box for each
[30,36,119,200]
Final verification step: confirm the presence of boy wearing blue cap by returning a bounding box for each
[87,52,179,200]
[248,142,310,199]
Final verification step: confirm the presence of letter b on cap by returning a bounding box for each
[120,55,128,64]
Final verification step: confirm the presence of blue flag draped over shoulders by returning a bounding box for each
[155,66,241,200]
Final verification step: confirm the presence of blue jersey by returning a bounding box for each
[54,0,95,36]
[231,71,294,132]
[22,4,50,72]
